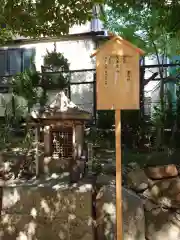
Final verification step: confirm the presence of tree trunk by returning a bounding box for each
[150,37,165,149]
[140,66,145,119]
[156,55,165,149]
[27,103,31,114]
[11,94,16,118]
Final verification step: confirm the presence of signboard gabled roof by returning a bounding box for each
[91,35,145,57]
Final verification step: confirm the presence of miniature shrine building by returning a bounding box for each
[30,91,91,167]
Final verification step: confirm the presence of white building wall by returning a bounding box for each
[144,55,168,95]
[0,38,96,116]
[150,83,161,115]
[144,55,169,117]
[0,39,95,71]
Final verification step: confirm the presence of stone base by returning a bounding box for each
[0,175,94,240]
[42,157,86,182]
[43,156,70,174]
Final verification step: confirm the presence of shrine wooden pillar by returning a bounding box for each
[72,122,76,160]
[70,122,78,182]
[75,123,84,159]
[44,125,52,156]
[35,125,40,176]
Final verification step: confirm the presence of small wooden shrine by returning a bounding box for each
[29,91,91,179]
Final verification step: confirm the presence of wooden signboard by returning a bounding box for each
[92,36,144,110]
[91,35,145,240]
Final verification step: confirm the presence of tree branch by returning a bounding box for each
[143,72,158,86]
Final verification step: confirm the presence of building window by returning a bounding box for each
[0,48,35,77]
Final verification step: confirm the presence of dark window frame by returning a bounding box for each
[0,48,34,77]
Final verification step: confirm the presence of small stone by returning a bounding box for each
[142,188,153,200]
[145,164,178,180]
[144,199,160,212]
[143,178,180,208]
[96,175,115,189]
[126,168,149,192]
[102,163,116,175]
[127,162,140,171]
[148,178,160,188]
[81,233,93,240]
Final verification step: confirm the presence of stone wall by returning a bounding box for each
[126,163,180,240]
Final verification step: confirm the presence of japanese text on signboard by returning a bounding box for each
[104,55,120,85]
[104,55,131,85]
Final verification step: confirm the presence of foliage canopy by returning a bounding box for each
[0,0,103,42]
[43,48,70,90]
[106,0,180,36]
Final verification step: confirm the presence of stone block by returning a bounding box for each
[0,176,94,240]
[0,213,93,240]
[145,164,178,180]
[2,176,92,218]
[127,168,149,192]
[96,178,145,240]
[0,214,67,240]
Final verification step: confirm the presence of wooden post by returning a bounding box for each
[91,36,144,239]
[115,109,122,239]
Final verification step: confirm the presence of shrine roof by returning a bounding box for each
[30,91,92,121]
